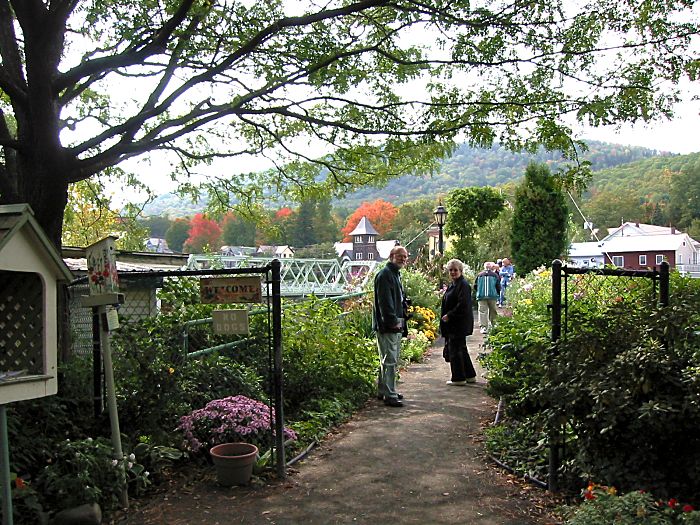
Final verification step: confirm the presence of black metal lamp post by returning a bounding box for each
[433,203,447,255]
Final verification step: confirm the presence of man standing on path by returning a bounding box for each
[372,245,408,407]
[476,261,500,334]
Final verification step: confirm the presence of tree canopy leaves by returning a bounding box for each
[0,0,697,246]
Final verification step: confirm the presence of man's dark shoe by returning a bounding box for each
[384,398,404,407]
[377,393,403,400]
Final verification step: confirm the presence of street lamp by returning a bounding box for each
[433,203,447,255]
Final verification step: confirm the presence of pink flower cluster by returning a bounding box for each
[177,395,297,453]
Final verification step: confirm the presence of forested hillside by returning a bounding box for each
[586,152,700,199]
[143,141,671,216]
[336,141,668,208]
[576,151,700,235]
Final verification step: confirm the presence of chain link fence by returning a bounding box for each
[67,274,163,356]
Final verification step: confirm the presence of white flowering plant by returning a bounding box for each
[177,395,297,454]
[36,437,150,512]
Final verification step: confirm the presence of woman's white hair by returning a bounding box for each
[445,258,464,272]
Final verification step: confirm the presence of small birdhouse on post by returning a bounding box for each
[82,235,123,307]
[0,204,73,404]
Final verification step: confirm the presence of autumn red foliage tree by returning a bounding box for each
[341,200,398,241]
[183,214,222,253]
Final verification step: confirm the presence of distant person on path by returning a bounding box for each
[440,259,477,386]
[372,246,409,407]
[498,257,515,307]
[476,262,500,334]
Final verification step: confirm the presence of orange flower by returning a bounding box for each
[14,477,25,489]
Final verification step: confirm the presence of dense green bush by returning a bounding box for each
[35,437,150,513]
[546,274,700,499]
[340,292,374,339]
[401,267,441,311]
[7,356,95,476]
[112,346,265,443]
[482,268,700,501]
[282,297,378,417]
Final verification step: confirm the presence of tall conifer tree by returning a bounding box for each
[511,163,569,275]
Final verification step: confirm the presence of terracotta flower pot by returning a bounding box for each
[210,443,258,486]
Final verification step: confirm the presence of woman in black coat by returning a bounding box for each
[440,258,477,385]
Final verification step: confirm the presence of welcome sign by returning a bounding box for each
[200,276,263,304]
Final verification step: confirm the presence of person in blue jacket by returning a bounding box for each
[498,257,515,307]
[440,259,477,385]
[475,261,501,334]
[372,246,409,407]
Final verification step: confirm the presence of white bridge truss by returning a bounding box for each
[186,255,378,296]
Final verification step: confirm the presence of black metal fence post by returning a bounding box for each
[660,261,670,307]
[548,259,563,492]
[271,259,286,479]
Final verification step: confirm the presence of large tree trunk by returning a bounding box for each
[0,1,72,249]
[3,155,70,249]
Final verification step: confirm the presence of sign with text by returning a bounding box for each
[212,309,249,335]
[200,276,262,304]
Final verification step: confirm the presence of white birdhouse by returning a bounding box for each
[0,204,73,404]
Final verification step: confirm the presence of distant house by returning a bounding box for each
[600,233,698,271]
[567,241,605,268]
[256,245,295,258]
[145,237,171,253]
[334,216,399,263]
[220,245,257,257]
[568,222,699,276]
[427,226,453,259]
[604,222,678,239]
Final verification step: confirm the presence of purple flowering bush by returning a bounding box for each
[177,395,297,454]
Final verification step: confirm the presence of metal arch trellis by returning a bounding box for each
[186,255,378,295]
[546,259,670,492]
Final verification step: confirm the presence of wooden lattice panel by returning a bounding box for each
[0,271,43,375]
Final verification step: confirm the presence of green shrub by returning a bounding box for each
[7,356,95,476]
[35,437,150,514]
[544,274,700,498]
[483,415,549,481]
[288,397,357,443]
[111,331,264,443]
[482,269,700,499]
[340,293,374,339]
[282,297,378,418]
[400,267,441,311]
[401,329,431,363]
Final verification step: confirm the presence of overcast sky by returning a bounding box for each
[577,105,700,154]
[574,83,700,155]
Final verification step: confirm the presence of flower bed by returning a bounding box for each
[177,395,297,454]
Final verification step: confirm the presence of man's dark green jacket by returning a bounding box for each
[372,262,403,333]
